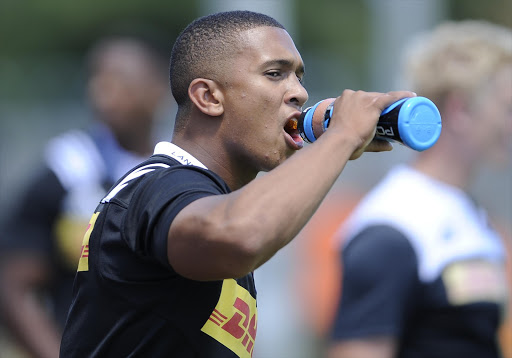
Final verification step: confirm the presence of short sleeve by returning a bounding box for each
[122,166,229,268]
[330,224,419,341]
[0,166,65,255]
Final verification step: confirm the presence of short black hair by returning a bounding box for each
[169,10,285,108]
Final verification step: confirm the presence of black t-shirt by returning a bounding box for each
[60,152,257,358]
[330,225,503,358]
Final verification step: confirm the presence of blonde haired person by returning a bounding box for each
[328,20,512,358]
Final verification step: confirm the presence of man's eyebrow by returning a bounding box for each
[261,59,305,76]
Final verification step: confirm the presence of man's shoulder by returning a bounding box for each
[101,155,228,205]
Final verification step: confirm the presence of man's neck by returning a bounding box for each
[412,147,474,190]
[171,136,258,191]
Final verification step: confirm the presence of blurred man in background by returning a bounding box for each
[0,35,168,358]
[328,20,512,358]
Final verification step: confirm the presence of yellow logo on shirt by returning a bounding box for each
[77,212,100,272]
[55,215,90,269]
[201,279,258,357]
[443,259,508,307]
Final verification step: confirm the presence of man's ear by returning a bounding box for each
[188,78,224,117]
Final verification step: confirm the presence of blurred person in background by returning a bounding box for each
[0,35,168,358]
[328,20,512,358]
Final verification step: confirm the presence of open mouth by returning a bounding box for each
[284,118,304,148]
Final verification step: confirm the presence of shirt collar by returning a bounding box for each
[153,141,208,170]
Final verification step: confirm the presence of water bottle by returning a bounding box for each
[298,96,442,151]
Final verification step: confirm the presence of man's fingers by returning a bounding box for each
[365,138,393,153]
[375,91,417,111]
[349,138,393,160]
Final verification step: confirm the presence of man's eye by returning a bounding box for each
[266,71,281,78]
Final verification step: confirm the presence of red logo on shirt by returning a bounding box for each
[201,279,257,357]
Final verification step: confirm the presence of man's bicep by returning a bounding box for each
[122,167,227,269]
[165,194,236,279]
[330,225,419,341]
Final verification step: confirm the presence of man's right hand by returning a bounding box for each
[325,89,417,159]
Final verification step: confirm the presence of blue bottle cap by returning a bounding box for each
[398,97,442,151]
[301,101,323,143]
